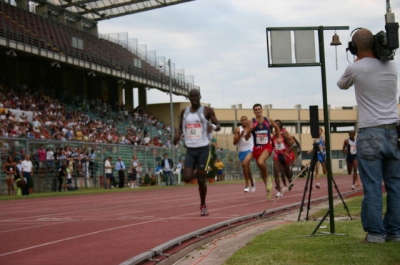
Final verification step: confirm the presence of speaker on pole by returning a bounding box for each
[309,105,319,138]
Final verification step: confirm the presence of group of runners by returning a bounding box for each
[173,88,359,216]
[232,104,297,199]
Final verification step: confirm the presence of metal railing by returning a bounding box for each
[0,137,271,194]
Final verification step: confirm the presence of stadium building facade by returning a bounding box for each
[148,102,400,174]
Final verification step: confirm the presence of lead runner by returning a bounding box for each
[173,89,221,216]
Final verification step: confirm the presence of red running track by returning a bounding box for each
[0,175,361,265]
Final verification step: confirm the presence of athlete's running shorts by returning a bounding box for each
[273,150,294,164]
[238,150,252,162]
[184,145,210,171]
[252,144,273,161]
[346,154,357,163]
[317,152,326,163]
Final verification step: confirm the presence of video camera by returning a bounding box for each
[373,1,399,61]
[348,1,399,61]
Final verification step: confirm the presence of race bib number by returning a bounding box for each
[256,134,269,145]
[274,141,285,151]
[185,123,202,140]
[350,146,356,155]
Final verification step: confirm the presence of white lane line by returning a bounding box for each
[0,209,145,233]
[0,204,145,222]
[0,207,219,257]
[0,222,67,233]
[0,217,165,257]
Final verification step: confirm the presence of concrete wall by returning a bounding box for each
[147,102,190,129]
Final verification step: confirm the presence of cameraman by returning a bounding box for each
[337,28,400,243]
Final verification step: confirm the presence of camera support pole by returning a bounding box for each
[318,26,342,235]
[266,26,349,235]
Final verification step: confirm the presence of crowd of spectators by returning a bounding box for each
[0,83,177,147]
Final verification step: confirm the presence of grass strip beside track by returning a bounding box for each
[223,196,399,265]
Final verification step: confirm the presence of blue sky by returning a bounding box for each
[99,0,400,109]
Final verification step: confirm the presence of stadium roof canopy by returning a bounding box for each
[32,0,194,27]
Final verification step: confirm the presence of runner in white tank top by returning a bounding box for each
[174,89,221,216]
[342,130,359,190]
[233,116,255,193]
[183,108,210,148]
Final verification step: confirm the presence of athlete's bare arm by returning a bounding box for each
[244,120,253,141]
[173,109,185,146]
[292,136,302,157]
[283,130,295,151]
[342,139,349,155]
[269,118,282,142]
[233,126,242,145]
[205,106,220,133]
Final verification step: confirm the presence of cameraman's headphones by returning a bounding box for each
[347,27,363,55]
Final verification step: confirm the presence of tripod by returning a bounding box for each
[297,143,352,233]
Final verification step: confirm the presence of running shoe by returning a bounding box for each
[244,187,250,193]
[251,181,256,193]
[282,186,287,192]
[266,177,272,200]
[288,183,294,191]
[276,192,283,198]
[351,185,355,190]
[316,183,320,189]
[200,205,209,216]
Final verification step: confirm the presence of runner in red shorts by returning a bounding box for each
[272,119,296,198]
[245,104,282,200]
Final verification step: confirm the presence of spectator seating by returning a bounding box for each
[0,1,197,91]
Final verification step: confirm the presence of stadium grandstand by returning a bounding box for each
[0,0,229,195]
[0,0,198,112]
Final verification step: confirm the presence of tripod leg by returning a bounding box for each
[303,145,319,221]
[305,169,315,221]
[311,209,330,235]
[297,168,312,221]
[332,176,353,220]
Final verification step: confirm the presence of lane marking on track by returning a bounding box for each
[0,205,145,222]
[0,205,252,257]
[0,190,265,223]
[0,217,168,257]
[0,222,68,233]
[0,209,151,233]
